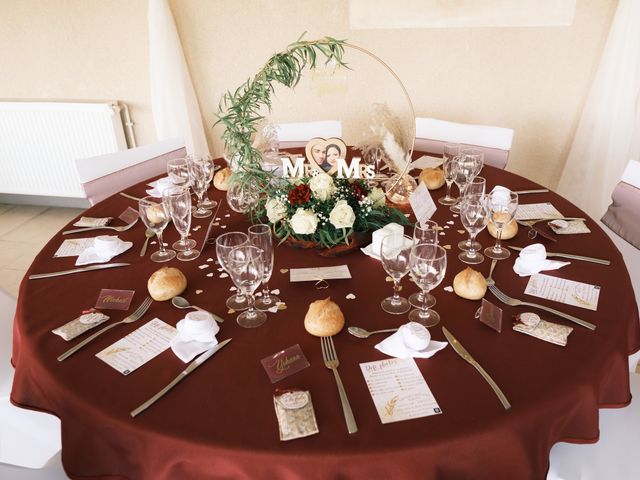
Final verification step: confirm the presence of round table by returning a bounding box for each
[10,164,640,480]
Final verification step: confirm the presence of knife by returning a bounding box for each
[130,338,232,418]
[442,326,511,410]
[507,246,610,265]
[513,188,549,195]
[28,262,131,279]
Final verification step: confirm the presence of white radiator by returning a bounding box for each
[0,101,129,198]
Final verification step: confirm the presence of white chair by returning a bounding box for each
[0,288,65,476]
[276,121,342,148]
[415,117,514,169]
[75,138,186,205]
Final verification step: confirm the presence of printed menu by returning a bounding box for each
[515,203,563,221]
[524,273,600,311]
[54,238,94,257]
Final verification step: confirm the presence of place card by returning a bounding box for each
[514,203,563,221]
[477,298,503,333]
[73,216,113,227]
[360,358,442,424]
[54,237,94,257]
[118,206,139,224]
[409,182,437,227]
[261,344,310,383]
[524,273,600,311]
[289,265,351,282]
[95,289,135,310]
[96,318,176,375]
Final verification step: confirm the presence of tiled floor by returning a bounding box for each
[0,204,84,297]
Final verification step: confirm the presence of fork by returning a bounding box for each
[320,336,358,434]
[62,218,139,235]
[488,285,596,331]
[58,296,153,361]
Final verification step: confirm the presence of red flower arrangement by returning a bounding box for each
[288,184,311,205]
[351,182,367,200]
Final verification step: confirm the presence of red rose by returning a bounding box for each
[288,184,311,206]
[351,183,367,200]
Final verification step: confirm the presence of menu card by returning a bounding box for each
[360,358,442,424]
[289,265,351,282]
[515,203,563,221]
[96,318,176,375]
[524,273,600,311]
[54,238,94,257]
[409,182,437,227]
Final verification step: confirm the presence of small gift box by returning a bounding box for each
[513,312,573,346]
[273,389,319,441]
[52,309,110,341]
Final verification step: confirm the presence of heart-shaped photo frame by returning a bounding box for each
[305,137,347,175]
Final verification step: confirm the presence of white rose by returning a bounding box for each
[367,187,386,207]
[265,198,287,223]
[290,208,319,235]
[329,200,356,229]
[308,173,335,201]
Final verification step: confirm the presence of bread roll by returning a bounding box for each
[419,168,445,190]
[146,204,166,224]
[147,267,187,301]
[453,267,487,300]
[487,215,518,240]
[214,167,232,191]
[304,297,345,337]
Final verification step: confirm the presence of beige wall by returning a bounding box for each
[0,0,616,188]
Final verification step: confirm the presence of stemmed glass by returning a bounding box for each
[200,155,218,209]
[462,148,484,178]
[226,245,267,328]
[450,150,484,213]
[164,186,199,261]
[458,194,488,264]
[138,196,176,262]
[248,224,281,310]
[227,182,257,213]
[409,244,447,327]
[458,176,486,251]
[409,220,438,310]
[216,232,250,310]
[438,143,460,206]
[380,233,413,314]
[484,190,519,260]
[187,156,213,218]
[167,158,190,186]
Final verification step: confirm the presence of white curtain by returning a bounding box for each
[557,0,640,219]
[148,0,209,157]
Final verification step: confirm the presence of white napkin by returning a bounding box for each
[512,243,570,277]
[170,311,219,363]
[375,322,448,359]
[490,185,512,205]
[146,177,175,197]
[75,235,132,266]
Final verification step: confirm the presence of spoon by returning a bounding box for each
[348,326,398,339]
[485,258,497,286]
[171,296,224,323]
[140,229,154,256]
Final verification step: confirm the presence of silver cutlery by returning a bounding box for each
[29,262,130,280]
[63,218,139,235]
[171,296,224,323]
[58,296,153,361]
[513,189,549,195]
[320,336,357,434]
[507,246,610,265]
[130,338,232,418]
[140,228,154,256]
[348,326,398,338]
[119,192,143,202]
[488,284,596,331]
[442,326,511,410]
[485,258,498,286]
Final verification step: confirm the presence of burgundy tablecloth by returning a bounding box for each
[10,164,640,480]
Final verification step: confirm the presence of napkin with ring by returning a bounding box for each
[375,322,447,359]
[513,312,573,346]
[170,311,219,362]
[512,243,570,277]
[76,235,133,266]
[146,177,176,197]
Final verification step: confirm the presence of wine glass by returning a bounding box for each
[410,220,438,310]
[248,224,281,310]
[216,232,250,310]
[450,150,484,213]
[458,194,488,264]
[138,196,176,262]
[438,143,460,206]
[227,181,257,213]
[187,156,213,218]
[409,244,447,327]
[226,245,267,328]
[458,176,486,252]
[380,233,413,315]
[484,190,518,260]
[462,148,484,179]
[449,156,471,214]
[164,186,199,261]
[167,158,190,186]
[200,155,218,209]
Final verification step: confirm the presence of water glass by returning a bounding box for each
[216,232,250,310]
[187,156,214,218]
[167,158,190,186]
[458,176,486,251]
[409,244,447,327]
[226,245,267,328]
[138,196,176,262]
[458,194,488,264]
[484,190,519,260]
[248,224,281,310]
[164,186,199,261]
[200,155,218,209]
[380,233,413,315]
[410,220,438,310]
[438,143,460,206]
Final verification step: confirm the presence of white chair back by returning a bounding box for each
[415,117,514,169]
[276,121,342,148]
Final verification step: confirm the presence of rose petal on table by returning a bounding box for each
[213,222,220,226]
[443,244,452,250]
[268,306,278,313]
[436,226,444,231]
[216,217,221,221]
[398,285,403,291]
[453,214,459,218]
[195,289,203,295]
[151,241,157,245]
[439,232,445,236]
[198,264,209,269]
[229,286,236,291]
[280,268,289,274]
[193,225,201,231]
[271,289,280,295]
[444,225,450,229]
[385,276,393,282]
[224,214,230,218]
[447,221,454,225]
[206,258,214,262]
[277,303,287,311]
[444,286,454,292]
[221,225,227,229]
[457,230,465,234]
[228,308,236,314]
[255,292,262,296]
[206,273,213,277]
[346,293,356,299]
[217,267,224,272]
[219,273,229,278]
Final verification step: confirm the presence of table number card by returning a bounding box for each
[360,358,442,424]
[524,274,600,311]
[289,265,352,282]
[409,182,437,227]
[54,238,94,257]
[515,203,563,221]
[96,318,176,375]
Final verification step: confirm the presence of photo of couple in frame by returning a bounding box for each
[305,137,347,175]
